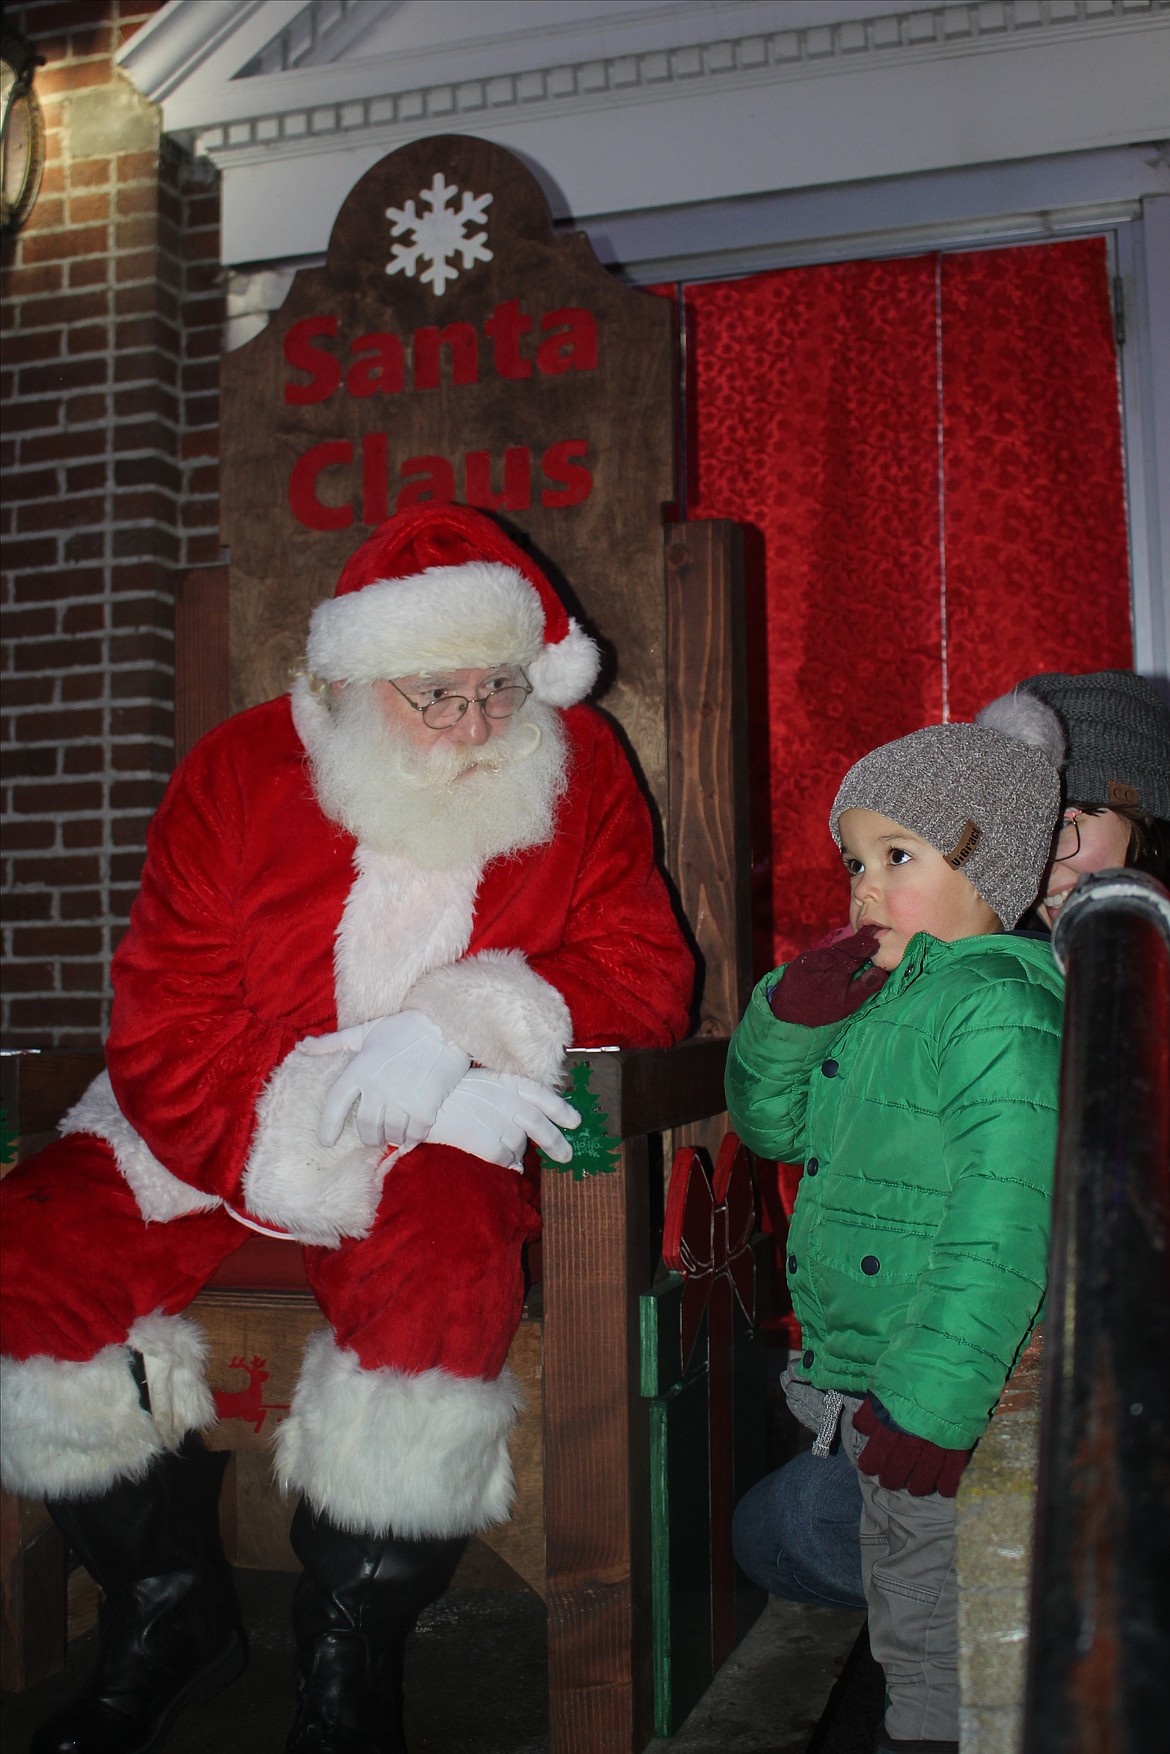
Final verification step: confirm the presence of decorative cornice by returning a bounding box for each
[174,0,1168,168]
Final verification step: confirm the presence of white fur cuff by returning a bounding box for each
[404,950,570,1085]
[62,1072,222,1223]
[0,1313,215,1499]
[242,1042,390,1246]
[275,1333,523,1539]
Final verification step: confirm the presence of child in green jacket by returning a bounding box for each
[726,695,1066,1754]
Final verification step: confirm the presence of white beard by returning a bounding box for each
[306,683,569,871]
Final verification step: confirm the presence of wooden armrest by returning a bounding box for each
[568,1037,729,1136]
[0,1043,725,1155]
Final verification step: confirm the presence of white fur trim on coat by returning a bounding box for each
[239,851,482,1244]
[332,850,479,1028]
[404,950,571,1085]
[240,1041,391,1247]
[62,1072,222,1223]
[275,1333,523,1538]
[0,1312,215,1499]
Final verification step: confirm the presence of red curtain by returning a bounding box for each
[940,245,1133,721]
[682,237,1133,970]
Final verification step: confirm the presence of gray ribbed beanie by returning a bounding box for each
[829,694,1064,928]
[1017,670,1170,819]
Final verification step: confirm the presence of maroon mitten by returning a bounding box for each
[853,1393,970,1498]
[769,926,887,1026]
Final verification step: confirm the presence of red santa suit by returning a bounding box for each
[0,506,694,1544]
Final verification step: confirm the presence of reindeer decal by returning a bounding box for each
[212,1353,290,1435]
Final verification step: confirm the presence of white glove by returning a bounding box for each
[425,1069,581,1170]
[305,1010,471,1150]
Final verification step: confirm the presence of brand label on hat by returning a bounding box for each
[1106,780,1139,807]
[946,820,982,869]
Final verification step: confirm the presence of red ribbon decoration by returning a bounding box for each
[662,1133,756,1372]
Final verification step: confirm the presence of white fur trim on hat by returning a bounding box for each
[0,1313,215,1499]
[404,949,572,1085]
[309,562,542,680]
[62,1072,222,1223]
[308,568,533,684]
[275,1333,523,1538]
[306,560,600,707]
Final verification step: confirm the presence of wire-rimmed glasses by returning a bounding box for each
[386,670,532,730]
[1053,807,1085,861]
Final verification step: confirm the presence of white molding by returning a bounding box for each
[594,145,1170,277]
[119,2,1170,267]
[116,0,276,103]
[127,1,1169,158]
[1116,195,1170,681]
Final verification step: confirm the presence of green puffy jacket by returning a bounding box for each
[725,931,1064,1449]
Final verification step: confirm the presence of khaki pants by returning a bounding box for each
[784,1374,959,1744]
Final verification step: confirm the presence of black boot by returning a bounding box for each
[286,1499,466,1754]
[32,1439,247,1754]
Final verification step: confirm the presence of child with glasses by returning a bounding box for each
[726,695,1065,1754]
[1014,669,1170,930]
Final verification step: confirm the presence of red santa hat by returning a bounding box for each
[305,503,600,708]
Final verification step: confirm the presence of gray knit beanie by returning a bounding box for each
[1017,670,1170,819]
[829,695,1064,928]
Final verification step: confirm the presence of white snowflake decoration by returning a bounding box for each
[385,173,493,297]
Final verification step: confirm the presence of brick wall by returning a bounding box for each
[1,0,224,1049]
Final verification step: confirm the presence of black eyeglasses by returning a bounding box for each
[1053,808,1085,860]
[386,671,532,730]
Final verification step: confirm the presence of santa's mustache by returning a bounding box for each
[390,717,544,789]
[304,679,567,869]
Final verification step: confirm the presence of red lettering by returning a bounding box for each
[541,440,592,508]
[289,441,354,530]
[484,298,533,380]
[396,455,457,510]
[362,433,389,526]
[412,323,479,391]
[464,448,532,513]
[537,308,598,375]
[283,316,342,406]
[346,332,406,399]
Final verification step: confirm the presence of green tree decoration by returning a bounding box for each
[541,1060,620,1181]
[0,1105,16,1171]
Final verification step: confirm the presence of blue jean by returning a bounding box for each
[732,1443,866,1610]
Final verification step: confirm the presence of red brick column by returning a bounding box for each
[1,0,223,1049]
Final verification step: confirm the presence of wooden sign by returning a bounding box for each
[219,134,675,800]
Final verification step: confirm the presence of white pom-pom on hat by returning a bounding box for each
[975,689,1065,767]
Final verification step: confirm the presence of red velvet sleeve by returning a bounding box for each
[103,707,342,1204]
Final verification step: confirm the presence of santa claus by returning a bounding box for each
[0,502,694,1754]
